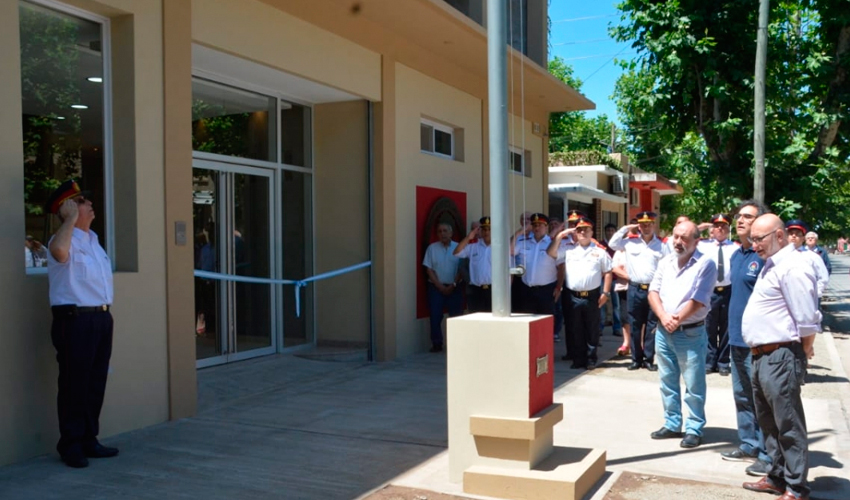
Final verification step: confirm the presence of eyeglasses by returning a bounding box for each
[734,213,757,221]
[748,228,778,245]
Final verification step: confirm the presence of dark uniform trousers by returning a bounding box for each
[467,284,492,313]
[516,281,556,315]
[705,286,732,370]
[627,282,657,364]
[752,343,809,498]
[566,289,600,367]
[50,306,114,455]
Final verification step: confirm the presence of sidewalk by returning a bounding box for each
[2,258,850,499]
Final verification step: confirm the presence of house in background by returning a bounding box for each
[628,165,684,228]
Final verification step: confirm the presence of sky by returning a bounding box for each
[548,1,635,123]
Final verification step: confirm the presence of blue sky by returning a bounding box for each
[548,1,634,123]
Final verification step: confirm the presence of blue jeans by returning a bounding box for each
[599,287,622,333]
[427,284,463,346]
[730,345,771,463]
[655,324,708,436]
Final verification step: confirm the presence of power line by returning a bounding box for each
[551,13,617,23]
[552,37,611,47]
[582,45,631,82]
[563,50,634,62]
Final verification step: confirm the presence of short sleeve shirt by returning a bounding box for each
[558,242,612,291]
[455,240,492,286]
[423,240,460,284]
[47,228,113,307]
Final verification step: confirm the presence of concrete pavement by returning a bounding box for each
[2,256,850,499]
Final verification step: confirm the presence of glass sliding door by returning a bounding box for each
[193,161,275,367]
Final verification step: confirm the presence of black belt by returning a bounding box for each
[714,286,730,293]
[670,320,704,332]
[630,281,650,290]
[528,282,556,289]
[471,284,491,290]
[51,304,110,317]
[569,289,598,298]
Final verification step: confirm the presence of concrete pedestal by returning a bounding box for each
[447,313,606,500]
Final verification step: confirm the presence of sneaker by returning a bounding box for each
[746,459,771,477]
[721,448,758,462]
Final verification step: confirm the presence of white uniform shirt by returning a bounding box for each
[515,235,558,286]
[696,238,739,287]
[557,242,612,291]
[607,227,668,284]
[423,240,460,284]
[742,243,821,346]
[47,228,113,307]
[455,240,492,286]
[649,249,716,325]
[797,246,829,297]
[612,250,629,292]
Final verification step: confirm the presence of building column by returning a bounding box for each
[373,55,398,361]
[162,0,196,419]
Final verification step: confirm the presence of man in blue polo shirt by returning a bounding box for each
[720,199,772,476]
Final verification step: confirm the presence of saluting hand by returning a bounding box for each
[467,227,480,240]
[557,227,576,239]
[59,198,79,224]
[625,223,639,231]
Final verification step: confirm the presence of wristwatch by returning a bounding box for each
[602,291,611,297]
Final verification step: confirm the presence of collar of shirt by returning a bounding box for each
[763,242,796,275]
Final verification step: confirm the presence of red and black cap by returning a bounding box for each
[530,213,549,225]
[785,219,809,233]
[45,179,89,215]
[575,217,594,229]
[636,211,657,223]
[566,209,587,222]
[479,216,491,227]
[711,214,731,225]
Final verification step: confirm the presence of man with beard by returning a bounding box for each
[742,215,819,500]
[647,221,716,449]
[423,222,462,352]
[608,211,669,371]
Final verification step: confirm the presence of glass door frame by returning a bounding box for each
[194,157,278,368]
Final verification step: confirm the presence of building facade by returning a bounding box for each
[1,0,592,465]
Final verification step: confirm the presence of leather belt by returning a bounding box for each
[471,284,490,289]
[569,289,597,298]
[751,341,795,356]
[714,286,729,293]
[51,304,110,316]
[630,281,650,290]
[671,320,705,332]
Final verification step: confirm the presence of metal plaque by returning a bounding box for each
[536,355,549,377]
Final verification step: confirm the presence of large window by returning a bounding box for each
[509,146,531,178]
[19,0,110,271]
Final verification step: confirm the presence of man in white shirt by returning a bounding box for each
[548,217,612,370]
[45,180,118,468]
[512,213,562,315]
[697,214,740,376]
[454,217,492,313]
[423,222,462,353]
[647,221,716,449]
[607,211,669,371]
[785,219,829,297]
[741,214,819,500]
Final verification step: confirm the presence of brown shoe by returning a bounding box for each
[778,492,808,500]
[742,477,783,495]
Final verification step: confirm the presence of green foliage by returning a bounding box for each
[611,0,850,238]
[550,150,622,171]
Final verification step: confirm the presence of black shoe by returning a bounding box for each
[429,344,443,353]
[721,448,758,462]
[587,360,596,370]
[706,366,717,375]
[643,361,658,372]
[650,427,683,439]
[61,449,89,469]
[719,367,731,376]
[84,442,119,459]
[570,362,587,370]
[561,354,573,361]
[745,459,771,477]
[627,361,641,371]
[680,434,701,448]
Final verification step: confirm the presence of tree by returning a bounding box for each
[611,0,849,238]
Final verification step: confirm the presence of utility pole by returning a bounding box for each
[753,0,769,203]
[487,0,510,316]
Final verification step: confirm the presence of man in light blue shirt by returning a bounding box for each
[423,223,462,353]
[647,221,716,449]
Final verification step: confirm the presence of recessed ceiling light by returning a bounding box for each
[87,77,103,83]
[71,104,88,109]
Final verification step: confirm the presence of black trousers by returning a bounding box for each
[51,307,114,455]
[566,290,600,367]
[516,281,556,315]
[706,287,731,370]
[627,283,657,364]
[468,284,492,313]
[752,343,809,498]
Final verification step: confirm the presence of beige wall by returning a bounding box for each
[506,115,546,220]
[0,0,170,466]
[192,0,381,101]
[394,62,483,357]
[314,101,371,346]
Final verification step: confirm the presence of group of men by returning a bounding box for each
[423,200,826,500]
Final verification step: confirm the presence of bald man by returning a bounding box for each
[742,214,820,500]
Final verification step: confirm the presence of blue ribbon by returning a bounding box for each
[194,261,371,317]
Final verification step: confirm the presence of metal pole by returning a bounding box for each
[487,0,510,316]
[753,0,769,203]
